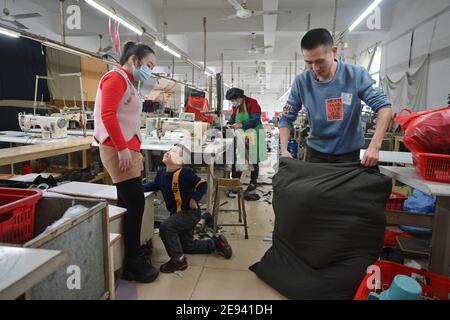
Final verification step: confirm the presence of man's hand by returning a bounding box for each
[280,150,293,159]
[231,123,243,129]
[361,146,379,167]
[190,199,199,210]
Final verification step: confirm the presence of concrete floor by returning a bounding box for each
[115,154,286,300]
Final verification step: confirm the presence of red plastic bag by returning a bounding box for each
[394,107,450,154]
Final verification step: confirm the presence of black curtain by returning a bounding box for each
[0,36,50,101]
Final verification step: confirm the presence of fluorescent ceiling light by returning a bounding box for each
[0,27,20,38]
[155,40,181,58]
[154,41,166,50]
[85,0,143,35]
[204,70,213,77]
[224,83,231,88]
[277,87,291,102]
[165,47,181,59]
[349,0,383,32]
[43,41,92,58]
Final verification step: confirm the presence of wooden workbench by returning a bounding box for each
[0,246,69,300]
[0,137,94,167]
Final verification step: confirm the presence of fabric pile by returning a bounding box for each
[250,158,392,300]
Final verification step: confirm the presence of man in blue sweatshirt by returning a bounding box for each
[279,28,392,166]
[143,144,232,273]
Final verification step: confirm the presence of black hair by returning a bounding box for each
[226,88,245,100]
[119,41,155,66]
[301,28,334,51]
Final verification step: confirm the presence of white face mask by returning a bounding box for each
[232,100,241,107]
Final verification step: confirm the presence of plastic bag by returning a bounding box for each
[44,205,89,234]
[404,189,436,213]
[394,107,450,154]
[400,189,436,235]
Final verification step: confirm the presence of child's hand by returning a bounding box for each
[189,199,198,209]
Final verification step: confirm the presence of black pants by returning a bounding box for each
[159,209,216,260]
[305,146,360,164]
[116,177,145,260]
[231,136,259,184]
[232,163,259,184]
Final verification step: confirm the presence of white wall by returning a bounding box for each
[247,93,284,119]
[380,0,450,109]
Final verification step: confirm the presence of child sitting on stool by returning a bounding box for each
[143,144,233,273]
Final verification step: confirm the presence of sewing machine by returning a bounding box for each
[179,112,196,122]
[146,117,208,144]
[51,108,88,130]
[18,114,68,139]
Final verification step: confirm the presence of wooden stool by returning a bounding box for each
[212,178,249,239]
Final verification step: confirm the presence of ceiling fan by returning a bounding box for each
[0,0,41,30]
[222,0,292,21]
[224,33,272,54]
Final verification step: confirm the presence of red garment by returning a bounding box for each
[100,66,141,152]
[231,96,262,117]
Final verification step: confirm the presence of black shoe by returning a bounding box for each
[246,183,257,192]
[123,254,159,283]
[160,256,188,273]
[214,234,233,259]
[141,244,153,257]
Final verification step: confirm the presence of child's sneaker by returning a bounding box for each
[214,234,233,259]
[160,256,188,273]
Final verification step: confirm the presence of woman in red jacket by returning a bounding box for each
[94,42,158,283]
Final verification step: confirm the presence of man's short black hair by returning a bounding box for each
[301,28,334,50]
[226,88,245,100]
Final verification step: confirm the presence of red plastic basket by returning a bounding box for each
[385,192,408,211]
[0,188,42,244]
[413,152,450,183]
[383,230,413,247]
[354,260,450,300]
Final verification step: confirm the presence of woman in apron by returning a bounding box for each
[226,88,268,195]
[94,42,158,283]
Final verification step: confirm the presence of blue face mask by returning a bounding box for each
[133,64,152,82]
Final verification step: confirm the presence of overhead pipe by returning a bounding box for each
[332,0,339,39]
[289,62,292,86]
[172,55,175,79]
[307,13,311,32]
[231,62,234,87]
[238,66,240,86]
[162,0,168,43]
[60,0,66,44]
